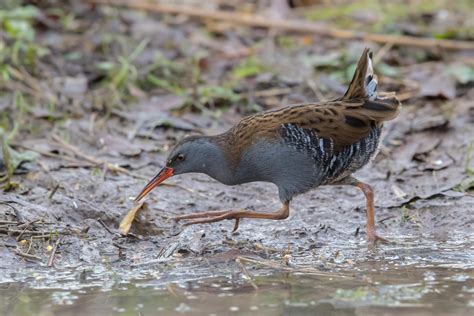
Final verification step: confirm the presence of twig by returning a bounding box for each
[235,257,259,290]
[0,228,73,237]
[31,235,57,239]
[11,142,91,165]
[51,134,147,180]
[16,219,40,241]
[1,242,17,248]
[26,236,33,254]
[97,218,119,236]
[0,221,18,225]
[48,183,61,199]
[17,219,41,230]
[47,238,61,267]
[89,0,474,51]
[14,250,41,261]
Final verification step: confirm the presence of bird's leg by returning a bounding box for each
[173,202,290,232]
[173,210,231,220]
[341,177,387,244]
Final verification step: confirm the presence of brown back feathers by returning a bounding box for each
[216,49,401,167]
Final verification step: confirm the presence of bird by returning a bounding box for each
[135,48,401,243]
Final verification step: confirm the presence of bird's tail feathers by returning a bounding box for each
[343,48,401,122]
[343,48,377,101]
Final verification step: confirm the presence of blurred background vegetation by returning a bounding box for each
[0,0,473,198]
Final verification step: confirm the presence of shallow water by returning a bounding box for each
[1,266,473,315]
[1,233,473,316]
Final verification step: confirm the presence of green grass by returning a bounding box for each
[304,0,474,38]
[0,5,49,77]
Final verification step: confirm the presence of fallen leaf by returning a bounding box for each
[409,63,457,99]
[119,202,145,235]
[411,115,449,132]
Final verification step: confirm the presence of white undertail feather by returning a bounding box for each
[365,54,377,101]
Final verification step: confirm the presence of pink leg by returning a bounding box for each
[173,202,290,232]
[355,181,388,244]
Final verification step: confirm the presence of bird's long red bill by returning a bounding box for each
[134,167,174,202]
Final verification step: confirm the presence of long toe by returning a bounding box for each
[368,234,390,246]
[173,210,231,221]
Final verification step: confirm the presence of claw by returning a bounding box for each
[232,218,240,232]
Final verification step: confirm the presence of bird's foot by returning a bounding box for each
[172,210,242,232]
[367,232,389,246]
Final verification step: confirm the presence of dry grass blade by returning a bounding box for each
[47,237,61,267]
[51,134,147,179]
[7,67,57,103]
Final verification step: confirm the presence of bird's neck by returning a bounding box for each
[209,133,263,185]
[195,136,237,185]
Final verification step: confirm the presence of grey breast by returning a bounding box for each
[236,138,324,202]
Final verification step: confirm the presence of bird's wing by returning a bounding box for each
[227,96,400,155]
[280,97,400,152]
[217,48,401,165]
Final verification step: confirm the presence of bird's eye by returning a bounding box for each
[177,154,185,161]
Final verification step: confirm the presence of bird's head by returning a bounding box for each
[134,135,225,202]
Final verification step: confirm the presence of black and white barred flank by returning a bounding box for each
[279,123,381,184]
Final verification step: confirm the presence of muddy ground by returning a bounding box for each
[0,1,473,314]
